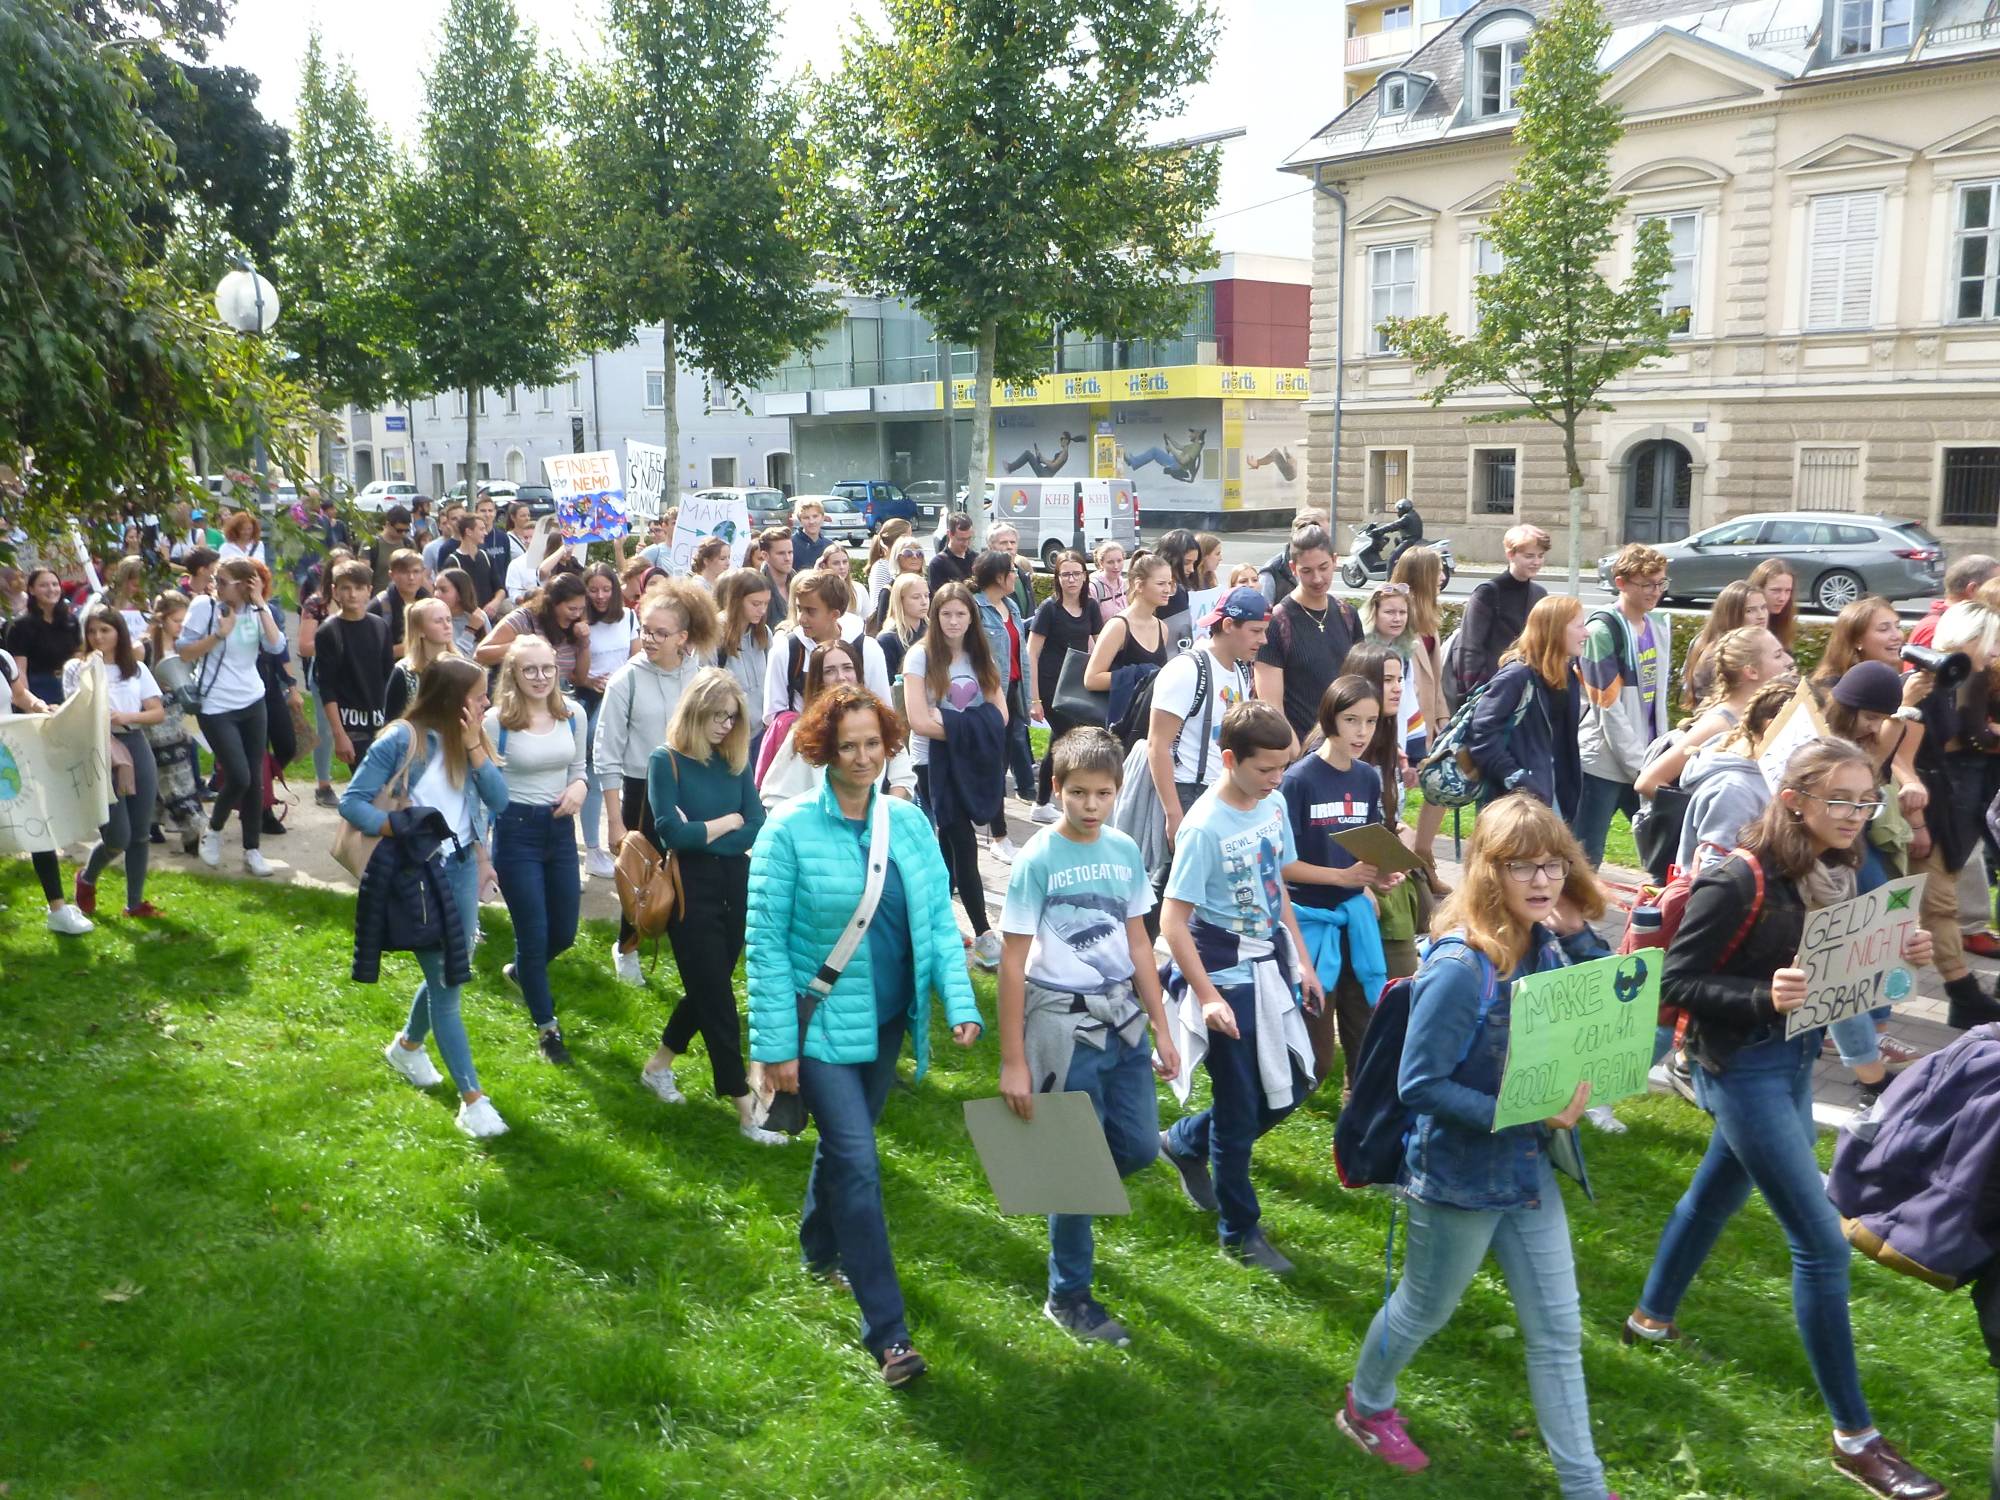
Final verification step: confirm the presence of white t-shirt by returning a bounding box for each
[902,641,987,766]
[1152,647,1254,786]
[218,539,268,567]
[866,559,895,603]
[76,660,162,719]
[176,594,276,713]
[504,552,543,602]
[586,613,638,680]
[414,755,477,845]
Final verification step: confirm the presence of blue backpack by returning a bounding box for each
[1333,935,1500,1190]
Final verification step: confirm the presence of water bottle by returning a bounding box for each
[1628,902,1663,949]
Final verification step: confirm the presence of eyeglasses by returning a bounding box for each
[1502,858,1571,883]
[519,665,557,680]
[712,710,738,726]
[640,627,682,642]
[1801,791,1885,821]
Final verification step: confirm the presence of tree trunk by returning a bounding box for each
[464,386,479,498]
[317,425,334,489]
[1562,419,1584,596]
[966,319,998,547]
[663,321,682,504]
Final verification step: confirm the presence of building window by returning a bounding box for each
[1436,0,1475,15]
[1368,449,1410,511]
[1642,211,1699,333]
[1953,181,2000,322]
[643,369,667,409]
[431,463,446,496]
[710,455,740,487]
[451,391,464,417]
[1475,39,1527,116]
[1473,448,1517,515]
[1382,3,1412,28]
[1368,244,1418,352]
[537,385,553,413]
[475,389,487,417]
[566,373,582,409]
[505,448,526,483]
[505,386,519,415]
[1382,76,1408,114]
[1941,448,2000,527]
[1836,0,1911,54]
[1805,191,1881,330]
[1797,445,1861,509]
[427,396,439,419]
[1471,234,1504,329]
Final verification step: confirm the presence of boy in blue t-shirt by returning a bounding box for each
[1158,700,1324,1277]
[998,727,1178,1347]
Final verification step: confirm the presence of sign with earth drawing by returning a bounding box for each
[1493,950,1660,1131]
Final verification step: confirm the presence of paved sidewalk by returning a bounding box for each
[125,786,1986,1132]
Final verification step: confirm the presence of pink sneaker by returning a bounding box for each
[1337,1384,1430,1473]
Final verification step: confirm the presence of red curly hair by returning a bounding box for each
[790,685,906,766]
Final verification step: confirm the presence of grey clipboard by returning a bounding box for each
[963,1092,1132,1216]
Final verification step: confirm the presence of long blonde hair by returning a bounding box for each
[403,597,459,677]
[885,572,928,640]
[1388,545,1443,638]
[1432,793,1604,971]
[665,666,750,774]
[1500,594,1582,690]
[492,636,574,731]
[1691,626,1777,718]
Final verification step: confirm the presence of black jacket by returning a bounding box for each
[931,700,1005,828]
[1662,851,1800,1073]
[1459,574,1547,688]
[1465,661,1582,820]
[1914,681,1986,873]
[353,806,472,986]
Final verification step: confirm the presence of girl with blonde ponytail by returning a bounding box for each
[1635,627,1791,800]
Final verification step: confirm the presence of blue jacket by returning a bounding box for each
[931,699,1005,828]
[1466,660,1582,820]
[747,777,981,1073]
[1400,923,1604,1212]
[973,590,1029,712]
[340,721,511,846]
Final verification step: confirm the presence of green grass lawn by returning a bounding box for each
[1,862,1989,1498]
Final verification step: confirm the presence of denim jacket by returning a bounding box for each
[1399,924,1605,1212]
[973,590,1029,712]
[339,720,510,846]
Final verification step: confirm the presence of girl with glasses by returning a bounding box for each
[484,637,589,1066]
[1339,793,1615,1499]
[1625,738,1944,1500]
[637,669,782,1144]
[1027,550,1101,823]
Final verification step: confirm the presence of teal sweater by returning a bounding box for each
[747,778,981,1072]
[648,746,763,855]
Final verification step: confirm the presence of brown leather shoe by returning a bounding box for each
[1831,1436,1945,1499]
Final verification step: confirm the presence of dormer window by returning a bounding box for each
[1382,76,1409,114]
[1477,39,1528,114]
[1836,0,1911,54]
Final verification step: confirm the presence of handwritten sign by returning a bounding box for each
[667,489,751,575]
[625,440,668,520]
[0,659,113,854]
[543,450,630,543]
[1493,951,1660,1130]
[1786,875,1924,1037]
[1757,681,1832,793]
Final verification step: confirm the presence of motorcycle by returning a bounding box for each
[1339,513,1453,589]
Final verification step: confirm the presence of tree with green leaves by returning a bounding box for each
[565,0,838,499]
[824,0,1221,530]
[274,31,398,476]
[1380,0,1674,591]
[384,0,569,491]
[134,52,293,271]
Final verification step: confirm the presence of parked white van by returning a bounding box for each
[983,477,1140,570]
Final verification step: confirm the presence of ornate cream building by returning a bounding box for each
[1288,0,2000,566]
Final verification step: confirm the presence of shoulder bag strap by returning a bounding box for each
[1192,649,1215,785]
[795,788,893,1052]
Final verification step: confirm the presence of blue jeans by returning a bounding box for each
[1354,1157,1606,1500]
[491,803,581,1030]
[800,1018,911,1356]
[1049,1029,1161,1298]
[581,695,606,850]
[1637,1030,1869,1430]
[404,845,483,1094]
[1827,1009,1885,1068]
[1575,772,1641,870]
[1164,982,1302,1245]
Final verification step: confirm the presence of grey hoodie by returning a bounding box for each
[594,653,703,780]
[1675,748,1770,871]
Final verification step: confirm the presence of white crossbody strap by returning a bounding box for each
[809,787,892,997]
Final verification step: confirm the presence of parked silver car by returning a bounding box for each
[1598,511,1945,613]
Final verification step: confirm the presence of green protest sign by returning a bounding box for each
[1492,952,1660,1131]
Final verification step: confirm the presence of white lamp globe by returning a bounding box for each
[214,269,281,335]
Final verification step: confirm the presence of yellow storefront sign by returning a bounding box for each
[943,365,1310,409]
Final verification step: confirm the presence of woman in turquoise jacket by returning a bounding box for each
[749,684,982,1388]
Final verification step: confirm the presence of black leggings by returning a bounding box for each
[663,851,751,1098]
[1035,705,1085,805]
[618,775,651,950]
[199,701,267,848]
[916,764,988,936]
[32,850,61,904]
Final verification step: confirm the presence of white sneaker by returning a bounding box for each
[740,1121,789,1146]
[639,1064,686,1104]
[456,1096,509,1138]
[971,930,1002,969]
[584,847,617,880]
[382,1035,444,1088]
[992,837,1018,864]
[1583,1104,1628,1135]
[46,904,94,936]
[1029,803,1060,824]
[242,849,274,878]
[613,942,644,986]
[197,830,221,868]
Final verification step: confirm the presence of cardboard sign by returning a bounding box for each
[1785,874,1925,1037]
[1493,951,1660,1131]
[1331,822,1424,874]
[625,440,669,520]
[543,450,630,543]
[963,1093,1132,1216]
[667,489,752,575]
[0,659,113,854]
[1757,682,1832,793]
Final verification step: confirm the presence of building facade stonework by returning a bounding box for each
[1287,0,2000,566]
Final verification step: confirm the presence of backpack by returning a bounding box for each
[1617,847,1763,1029]
[1333,935,1501,1190]
[1115,645,1213,764]
[1414,669,1534,810]
[1438,626,1470,715]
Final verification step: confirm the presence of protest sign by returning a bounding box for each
[1757,681,1831,793]
[964,1093,1131,1216]
[1492,950,1659,1131]
[543,450,630,543]
[667,488,752,574]
[1785,874,1924,1037]
[0,659,113,855]
[1185,587,1221,645]
[625,440,669,520]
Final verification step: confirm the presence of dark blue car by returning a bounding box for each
[832,480,933,534]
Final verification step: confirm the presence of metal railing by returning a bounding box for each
[1747,23,1811,45]
[1930,16,2000,43]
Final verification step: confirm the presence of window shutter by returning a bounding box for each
[1840,193,1879,326]
[1806,193,1880,329]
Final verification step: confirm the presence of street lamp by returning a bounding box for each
[214,256,282,507]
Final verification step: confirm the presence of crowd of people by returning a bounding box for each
[5,496,1997,1497]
